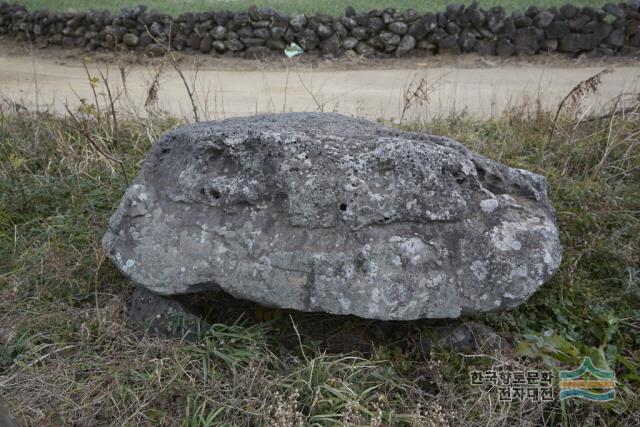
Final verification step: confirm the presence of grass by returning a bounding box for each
[0,80,639,425]
[12,0,612,16]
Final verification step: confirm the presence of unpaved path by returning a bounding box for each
[1,51,639,120]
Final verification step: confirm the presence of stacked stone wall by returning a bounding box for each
[1,2,639,57]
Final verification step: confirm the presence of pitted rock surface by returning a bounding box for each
[103,113,562,320]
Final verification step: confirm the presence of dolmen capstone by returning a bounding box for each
[103,113,561,321]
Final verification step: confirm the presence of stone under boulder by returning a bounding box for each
[103,113,562,321]
[0,397,19,427]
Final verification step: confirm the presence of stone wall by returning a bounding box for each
[1,2,639,58]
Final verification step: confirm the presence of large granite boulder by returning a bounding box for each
[103,113,561,320]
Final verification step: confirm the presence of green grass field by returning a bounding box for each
[14,0,611,15]
[1,76,639,424]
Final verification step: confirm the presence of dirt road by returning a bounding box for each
[1,51,639,120]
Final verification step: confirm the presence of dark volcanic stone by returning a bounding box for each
[525,6,540,17]
[341,16,358,29]
[265,39,286,50]
[423,13,438,32]
[606,28,626,48]
[558,33,597,52]
[408,21,428,40]
[355,41,376,56]
[446,22,461,35]
[199,34,213,53]
[380,31,401,45]
[603,3,625,18]
[569,15,591,32]
[367,17,385,34]
[513,27,543,55]
[417,39,437,51]
[560,4,578,19]
[467,7,486,27]
[419,322,511,354]
[224,31,239,40]
[240,37,265,48]
[446,3,465,18]
[283,27,296,43]
[188,34,201,50]
[131,285,206,340]
[334,21,348,38]
[497,37,515,56]
[224,38,244,51]
[513,13,533,28]
[459,29,477,52]
[212,40,226,52]
[237,25,253,38]
[368,35,386,50]
[488,12,505,33]
[499,17,516,36]
[289,14,307,32]
[352,26,368,40]
[320,33,341,55]
[439,34,459,49]
[533,11,554,28]
[396,34,416,55]
[296,28,320,50]
[122,32,139,47]
[542,38,559,51]
[139,33,153,47]
[545,21,571,39]
[317,23,334,39]
[590,22,613,40]
[144,43,165,57]
[211,25,226,40]
[404,9,420,23]
[475,39,497,55]
[253,27,271,40]
[244,46,272,59]
[343,36,359,49]
[389,21,408,35]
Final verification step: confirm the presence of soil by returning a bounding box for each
[1,40,639,119]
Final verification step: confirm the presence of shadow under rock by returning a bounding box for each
[130,285,512,358]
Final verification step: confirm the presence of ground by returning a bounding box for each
[12,0,612,15]
[1,41,639,121]
[0,37,639,427]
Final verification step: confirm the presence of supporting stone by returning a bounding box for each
[419,322,511,354]
[0,397,20,427]
[130,285,208,341]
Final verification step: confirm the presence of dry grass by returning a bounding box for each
[0,74,639,425]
